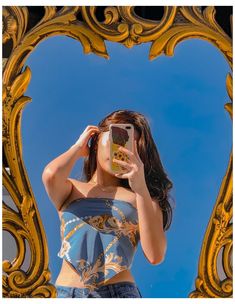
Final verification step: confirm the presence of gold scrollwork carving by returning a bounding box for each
[2,6,232,297]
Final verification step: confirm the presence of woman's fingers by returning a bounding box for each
[86,127,100,136]
[113,158,132,170]
[88,128,100,134]
[84,126,100,136]
[117,146,134,162]
[76,126,100,145]
[114,171,132,179]
[134,140,142,162]
[117,142,142,164]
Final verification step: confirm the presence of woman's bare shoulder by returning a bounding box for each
[57,178,88,217]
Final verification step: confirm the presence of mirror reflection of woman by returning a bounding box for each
[42,109,174,298]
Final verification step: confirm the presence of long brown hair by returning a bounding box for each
[80,109,175,231]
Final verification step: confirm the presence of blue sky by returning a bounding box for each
[23,35,231,298]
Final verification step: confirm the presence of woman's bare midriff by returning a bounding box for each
[55,260,135,288]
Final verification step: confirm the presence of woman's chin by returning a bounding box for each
[109,169,117,176]
[102,165,116,176]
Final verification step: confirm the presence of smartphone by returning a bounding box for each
[109,123,134,174]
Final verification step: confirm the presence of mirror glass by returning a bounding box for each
[12,36,231,297]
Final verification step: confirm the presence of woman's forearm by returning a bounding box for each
[42,144,83,181]
[135,185,167,264]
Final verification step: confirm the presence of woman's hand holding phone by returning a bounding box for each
[71,125,100,157]
[113,140,146,194]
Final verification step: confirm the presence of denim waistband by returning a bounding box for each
[55,280,137,291]
[55,280,142,298]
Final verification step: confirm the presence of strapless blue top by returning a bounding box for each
[57,197,140,292]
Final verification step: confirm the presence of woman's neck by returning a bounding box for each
[89,172,120,188]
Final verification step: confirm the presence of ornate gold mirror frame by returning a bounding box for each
[2,6,232,298]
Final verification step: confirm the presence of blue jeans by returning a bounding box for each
[55,281,142,298]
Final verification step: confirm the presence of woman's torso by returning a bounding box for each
[55,179,137,288]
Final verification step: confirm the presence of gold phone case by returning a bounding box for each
[109,123,134,174]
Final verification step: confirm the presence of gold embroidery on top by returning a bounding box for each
[58,239,71,258]
[60,217,65,239]
[73,199,135,291]
[74,236,127,292]
[86,214,139,247]
[64,222,86,240]
[104,199,127,222]
[86,199,138,290]
[73,252,128,292]
[58,221,86,259]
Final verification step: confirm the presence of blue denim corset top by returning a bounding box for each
[57,197,140,292]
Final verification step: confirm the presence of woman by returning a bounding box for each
[42,109,174,298]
